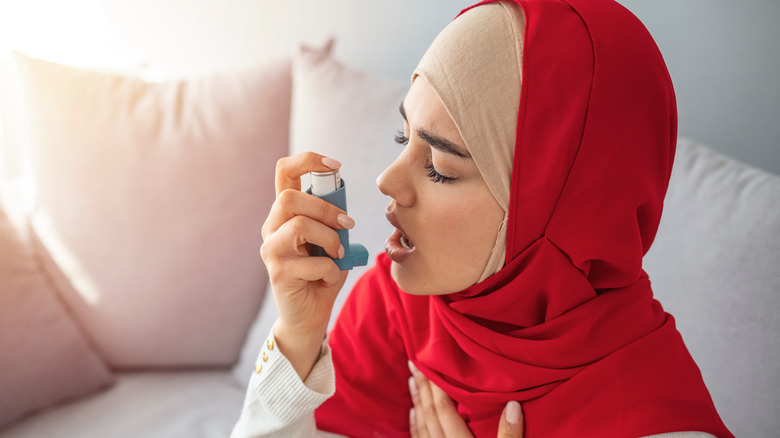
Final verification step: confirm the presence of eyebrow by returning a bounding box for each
[399,101,471,159]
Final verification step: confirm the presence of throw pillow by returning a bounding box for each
[15,53,290,368]
[0,192,113,429]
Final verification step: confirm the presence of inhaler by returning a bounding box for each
[307,169,368,271]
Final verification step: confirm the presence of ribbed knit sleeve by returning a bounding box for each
[230,321,344,438]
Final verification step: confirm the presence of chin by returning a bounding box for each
[390,262,431,295]
[390,261,466,296]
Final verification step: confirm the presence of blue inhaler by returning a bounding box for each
[306,170,368,270]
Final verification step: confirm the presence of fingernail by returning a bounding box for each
[407,360,418,376]
[409,408,416,427]
[322,157,341,169]
[408,376,417,396]
[338,245,345,259]
[506,401,521,425]
[337,213,355,229]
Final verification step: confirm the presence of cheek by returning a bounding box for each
[455,212,500,263]
[423,198,487,243]
[416,185,504,283]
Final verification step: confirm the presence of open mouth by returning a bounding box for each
[385,208,415,263]
[385,227,415,263]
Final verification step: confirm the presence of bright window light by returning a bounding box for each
[0,0,116,64]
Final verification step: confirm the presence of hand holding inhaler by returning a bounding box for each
[260,152,360,380]
[307,169,368,270]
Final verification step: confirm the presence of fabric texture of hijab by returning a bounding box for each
[316,0,734,437]
[412,1,524,281]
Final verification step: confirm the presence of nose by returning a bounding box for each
[376,151,415,207]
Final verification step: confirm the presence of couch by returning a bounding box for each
[0,41,778,438]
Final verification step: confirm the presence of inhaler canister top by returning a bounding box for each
[310,170,342,196]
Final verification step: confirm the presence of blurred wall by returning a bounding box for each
[2,0,778,174]
[619,0,780,177]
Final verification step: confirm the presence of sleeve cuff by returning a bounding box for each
[248,322,335,425]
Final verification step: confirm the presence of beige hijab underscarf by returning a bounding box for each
[412,2,524,281]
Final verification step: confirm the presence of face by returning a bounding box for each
[376,77,505,295]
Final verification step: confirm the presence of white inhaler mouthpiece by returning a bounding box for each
[306,169,368,270]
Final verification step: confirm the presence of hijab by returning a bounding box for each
[316,0,734,436]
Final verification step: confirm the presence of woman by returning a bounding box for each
[232,0,734,437]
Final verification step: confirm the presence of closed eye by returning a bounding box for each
[394,130,409,145]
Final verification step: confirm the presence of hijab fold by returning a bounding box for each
[316,1,734,436]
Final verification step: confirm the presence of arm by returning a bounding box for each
[232,152,353,437]
[261,152,354,381]
[230,322,346,438]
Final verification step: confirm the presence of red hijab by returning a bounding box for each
[316,0,734,436]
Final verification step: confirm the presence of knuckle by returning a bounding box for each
[278,189,296,208]
[289,215,308,235]
[261,216,274,240]
[262,256,278,279]
[420,392,434,410]
[322,264,343,287]
[317,199,332,219]
[302,151,319,162]
[433,393,450,411]
[275,156,288,174]
[259,241,271,260]
[267,261,288,285]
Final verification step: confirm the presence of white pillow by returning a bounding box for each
[0,187,113,429]
[290,41,407,301]
[644,138,780,437]
[233,41,407,386]
[16,53,290,368]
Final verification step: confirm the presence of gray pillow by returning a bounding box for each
[644,138,780,438]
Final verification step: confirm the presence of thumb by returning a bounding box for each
[497,401,524,438]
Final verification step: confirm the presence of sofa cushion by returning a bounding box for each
[15,53,290,368]
[0,191,113,430]
[644,138,780,437]
[0,370,243,438]
[233,41,407,386]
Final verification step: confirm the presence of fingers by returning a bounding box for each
[408,361,522,438]
[429,384,472,438]
[275,152,341,196]
[410,364,446,438]
[408,361,472,438]
[408,364,423,438]
[410,408,421,438]
[497,401,524,438]
[263,214,344,260]
[409,379,431,438]
[267,254,343,289]
[262,188,354,240]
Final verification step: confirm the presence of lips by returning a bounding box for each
[385,207,415,263]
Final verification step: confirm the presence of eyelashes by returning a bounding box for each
[424,158,455,184]
[394,130,456,184]
[394,130,410,145]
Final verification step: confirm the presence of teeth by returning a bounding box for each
[400,235,411,249]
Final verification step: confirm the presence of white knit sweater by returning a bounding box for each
[230,322,716,438]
